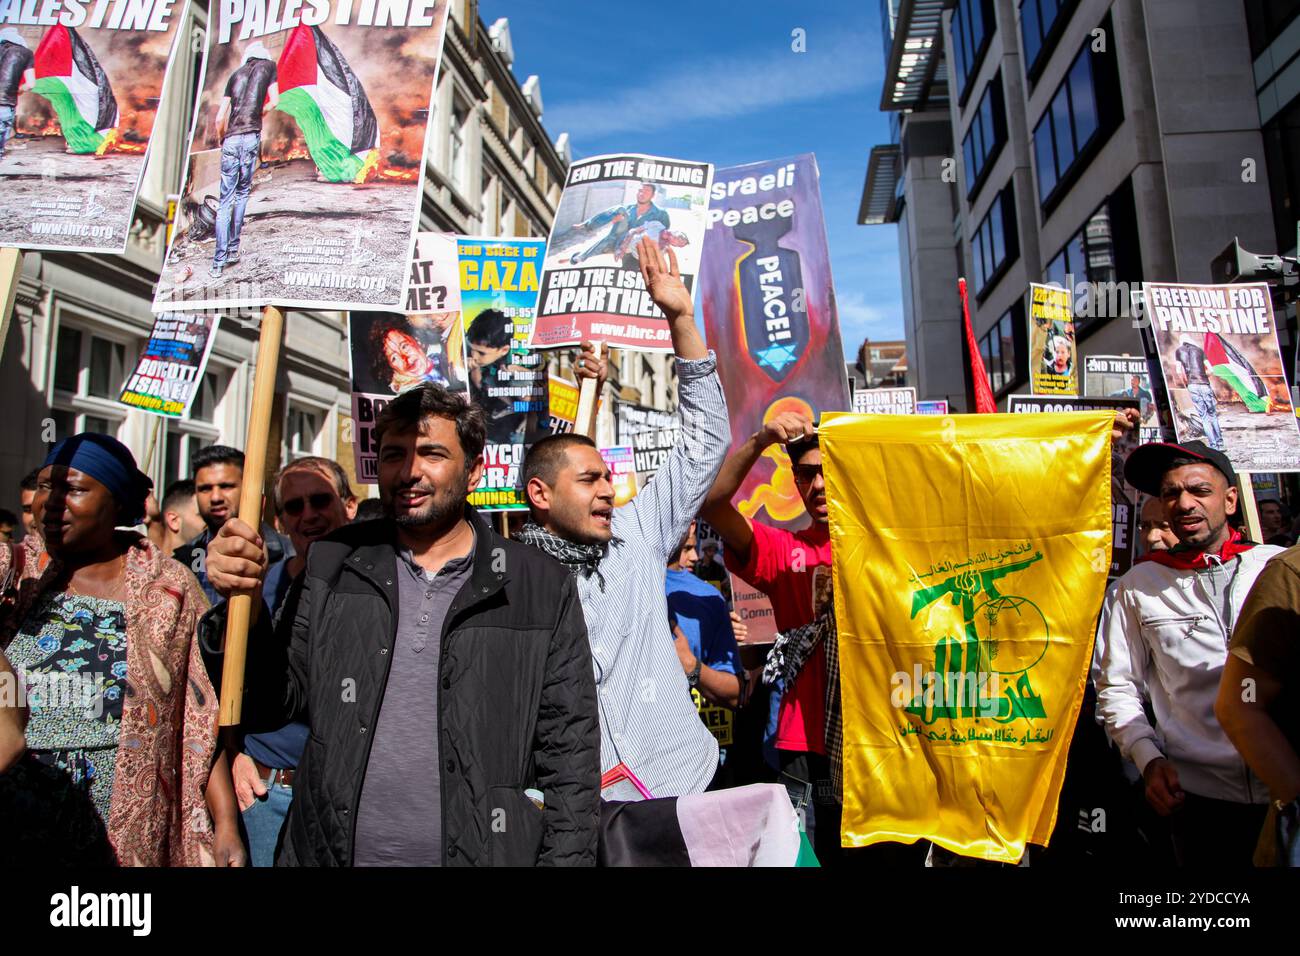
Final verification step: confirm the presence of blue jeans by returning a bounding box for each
[213,132,260,268]
[1188,382,1224,450]
[241,776,293,867]
[0,105,15,159]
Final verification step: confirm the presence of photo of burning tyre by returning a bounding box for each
[152,1,449,313]
[0,6,185,253]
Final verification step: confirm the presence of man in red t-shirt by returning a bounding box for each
[701,411,842,862]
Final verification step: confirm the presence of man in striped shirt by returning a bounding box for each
[518,237,731,797]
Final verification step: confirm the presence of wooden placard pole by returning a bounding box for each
[141,415,164,476]
[575,340,603,439]
[1237,472,1264,543]
[219,304,286,726]
[0,248,23,362]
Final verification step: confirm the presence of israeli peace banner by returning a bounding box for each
[0,0,188,252]
[152,0,448,312]
[699,154,850,645]
[821,411,1112,863]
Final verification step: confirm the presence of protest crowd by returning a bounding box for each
[1,2,1298,874]
[1,234,1296,870]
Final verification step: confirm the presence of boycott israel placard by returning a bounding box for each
[531,153,712,352]
[1010,395,1138,579]
[616,401,679,482]
[1083,354,1160,443]
[1028,283,1078,396]
[0,0,188,252]
[460,236,551,511]
[118,312,220,418]
[852,387,916,415]
[699,154,850,644]
[1145,281,1300,473]
[152,0,449,313]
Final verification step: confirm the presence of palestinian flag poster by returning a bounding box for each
[1146,281,1300,473]
[152,1,449,313]
[0,4,188,252]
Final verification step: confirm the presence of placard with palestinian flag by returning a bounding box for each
[151,0,449,313]
[0,2,188,252]
[1145,281,1300,473]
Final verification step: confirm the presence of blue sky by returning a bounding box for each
[479,1,905,360]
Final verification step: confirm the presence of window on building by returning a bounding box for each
[50,321,132,440]
[971,185,1019,298]
[53,326,82,393]
[285,403,323,461]
[1262,96,1300,255]
[1245,0,1300,58]
[962,72,1007,199]
[952,0,995,103]
[977,305,1022,396]
[87,336,127,400]
[162,369,226,488]
[1031,20,1121,209]
[1019,0,1081,81]
[450,96,470,193]
[1042,187,1145,337]
[481,168,500,234]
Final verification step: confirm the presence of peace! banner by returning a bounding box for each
[820,411,1112,863]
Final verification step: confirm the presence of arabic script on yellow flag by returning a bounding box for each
[821,411,1112,863]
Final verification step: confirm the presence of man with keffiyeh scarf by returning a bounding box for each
[517,235,732,800]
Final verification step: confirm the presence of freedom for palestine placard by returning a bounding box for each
[152,0,449,313]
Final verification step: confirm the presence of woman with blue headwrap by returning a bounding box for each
[0,433,243,866]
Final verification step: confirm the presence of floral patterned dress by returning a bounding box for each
[0,592,128,863]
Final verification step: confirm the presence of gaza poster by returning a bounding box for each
[0,0,188,252]
[151,0,449,313]
[459,235,550,511]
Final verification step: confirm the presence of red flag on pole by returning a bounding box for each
[959,277,997,413]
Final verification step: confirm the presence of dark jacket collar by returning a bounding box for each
[344,507,508,610]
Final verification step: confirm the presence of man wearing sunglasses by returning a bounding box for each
[201,456,358,865]
[700,410,841,861]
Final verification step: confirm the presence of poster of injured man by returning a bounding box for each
[0,0,188,253]
[530,152,713,352]
[151,0,449,313]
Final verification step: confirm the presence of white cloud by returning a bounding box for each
[546,33,876,140]
[837,290,903,349]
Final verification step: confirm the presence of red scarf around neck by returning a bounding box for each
[1137,526,1255,571]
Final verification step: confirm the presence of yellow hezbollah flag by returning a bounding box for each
[821,411,1112,863]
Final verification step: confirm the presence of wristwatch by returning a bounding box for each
[687,659,702,688]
